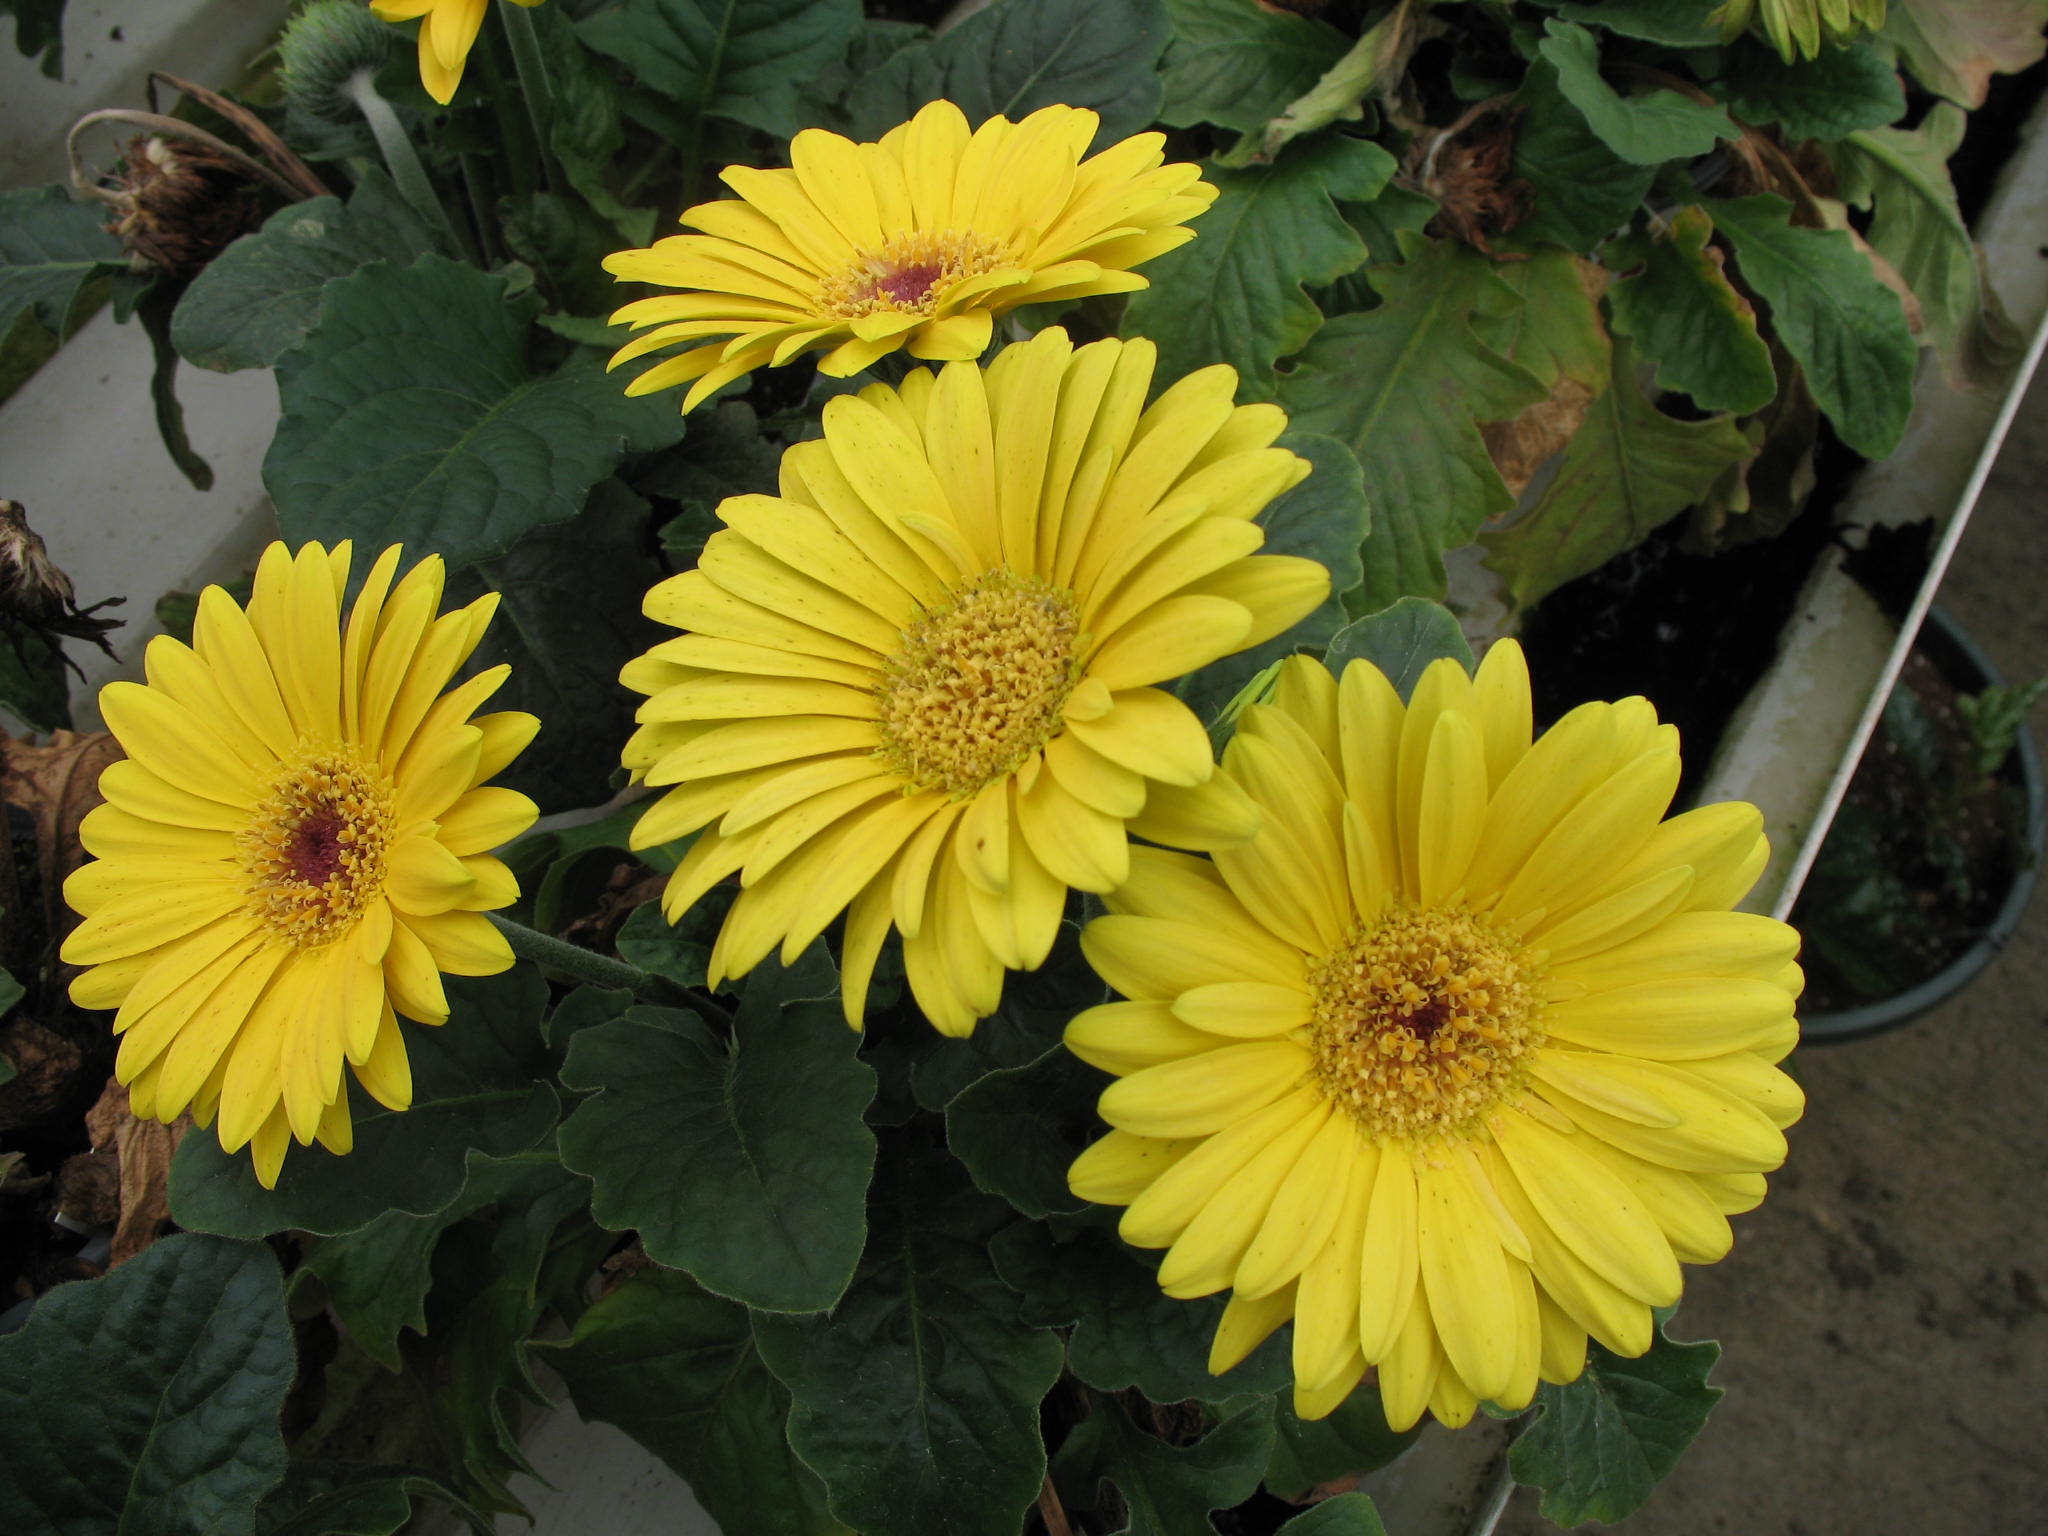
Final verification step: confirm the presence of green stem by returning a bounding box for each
[344,69,475,262]
[499,0,562,193]
[490,914,668,998]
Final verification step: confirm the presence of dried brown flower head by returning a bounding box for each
[103,133,264,276]
[0,501,123,674]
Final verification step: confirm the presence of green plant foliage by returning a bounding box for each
[1157,0,1352,133]
[1484,338,1752,612]
[1958,679,2048,783]
[1175,432,1368,728]
[614,899,712,987]
[753,1160,1065,1536]
[171,172,442,372]
[451,478,668,812]
[542,1267,846,1536]
[1124,136,1394,401]
[579,0,863,140]
[1553,0,1720,46]
[0,184,126,343]
[641,400,782,561]
[843,0,1171,146]
[1274,1493,1390,1533]
[0,1234,292,1535]
[946,1043,1106,1218]
[0,627,71,733]
[991,1221,1295,1403]
[1,0,65,75]
[1836,104,2014,387]
[264,256,685,571]
[1326,597,1474,699]
[1509,1326,1723,1525]
[1477,248,1612,391]
[1223,0,1423,168]
[1607,205,1777,414]
[168,969,561,1238]
[1511,59,1657,252]
[1537,20,1738,164]
[558,959,877,1313]
[297,1150,592,1372]
[1264,1387,1418,1501]
[1280,234,1547,611]
[0,966,19,1021]
[256,1463,486,1536]
[1707,192,1917,458]
[1718,35,1907,139]
[1055,1394,1277,1536]
[905,919,1100,1111]
[1882,0,2048,109]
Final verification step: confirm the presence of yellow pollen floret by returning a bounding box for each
[875,569,1081,799]
[236,741,395,948]
[815,229,1017,319]
[1306,903,1544,1143]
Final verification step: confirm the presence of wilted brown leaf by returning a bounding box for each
[83,1076,187,1265]
[1483,377,1598,500]
[0,1014,85,1130]
[1886,0,2048,109]
[2,728,121,938]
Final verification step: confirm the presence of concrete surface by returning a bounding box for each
[1496,367,2048,1536]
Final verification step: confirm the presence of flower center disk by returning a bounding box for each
[875,570,1081,799]
[237,742,395,948]
[817,229,1014,318]
[1306,903,1544,1143]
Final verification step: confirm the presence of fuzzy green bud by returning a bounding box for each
[278,0,393,123]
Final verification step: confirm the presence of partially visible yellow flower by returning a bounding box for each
[62,541,540,1188]
[1067,646,1803,1428]
[603,100,1217,413]
[370,0,545,105]
[620,326,1331,1035]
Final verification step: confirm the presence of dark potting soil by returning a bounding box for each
[1790,648,2031,1014]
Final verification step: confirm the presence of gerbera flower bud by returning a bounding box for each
[0,499,122,669]
[603,101,1219,412]
[279,0,394,123]
[1068,645,1803,1429]
[620,327,1333,1035]
[61,541,541,1188]
[101,133,265,276]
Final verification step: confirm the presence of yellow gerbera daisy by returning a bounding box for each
[61,541,541,1188]
[370,0,545,105]
[620,325,1331,1035]
[603,100,1218,413]
[1065,645,1804,1428]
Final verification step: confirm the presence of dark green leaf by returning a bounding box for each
[1511,59,1656,252]
[2,0,66,75]
[0,1234,292,1536]
[265,256,684,570]
[1537,20,1737,165]
[0,966,20,1019]
[1273,1492,1391,1535]
[752,1161,1064,1536]
[0,627,71,732]
[137,277,214,491]
[545,983,636,1052]
[910,917,1102,1109]
[1174,431,1368,726]
[453,478,668,812]
[1279,234,1547,609]
[844,0,1171,146]
[500,795,685,937]
[0,184,124,343]
[990,1220,1294,1403]
[171,172,441,372]
[639,400,782,563]
[541,1267,845,1536]
[1325,597,1473,700]
[1483,337,1753,612]
[946,1044,1106,1218]
[1056,1394,1276,1536]
[558,972,876,1312]
[579,0,863,140]
[1158,0,1352,133]
[1509,1326,1723,1525]
[1721,36,1907,139]
[1707,192,1917,458]
[614,900,711,987]
[1606,203,1776,413]
[168,969,560,1238]
[1125,136,1393,401]
[1264,1387,1418,1500]
[1835,104,2016,387]
[1553,0,1719,45]
[1221,2,1422,168]
[257,1462,486,1536]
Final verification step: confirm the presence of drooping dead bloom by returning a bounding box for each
[0,500,123,674]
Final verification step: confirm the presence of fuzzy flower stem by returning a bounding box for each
[489,913,665,996]
[499,1,562,193]
[341,68,475,262]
